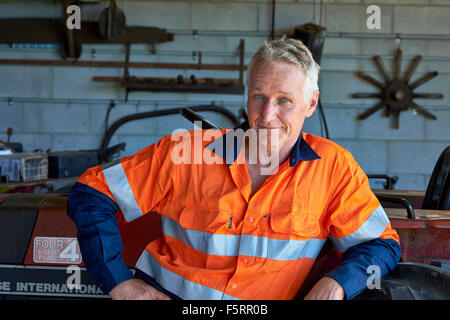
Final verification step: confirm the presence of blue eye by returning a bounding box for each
[255,94,264,99]
[281,97,290,103]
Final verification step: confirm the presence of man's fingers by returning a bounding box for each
[304,277,345,300]
[147,284,172,300]
[153,290,172,300]
[109,278,174,300]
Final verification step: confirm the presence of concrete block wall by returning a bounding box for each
[1,0,449,191]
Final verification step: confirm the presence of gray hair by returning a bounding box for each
[246,36,320,100]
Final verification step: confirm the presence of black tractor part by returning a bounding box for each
[423,146,450,210]
[355,262,450,300]
[0,195,46,264]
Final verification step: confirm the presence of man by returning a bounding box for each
[67,37,401,300]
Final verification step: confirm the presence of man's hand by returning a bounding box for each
[109,278,172,300]
[304,277,345,300]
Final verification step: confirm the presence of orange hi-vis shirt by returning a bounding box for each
[75,126,400,300]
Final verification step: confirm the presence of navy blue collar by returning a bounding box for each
[289,130,321,166]
[205,121,321,167]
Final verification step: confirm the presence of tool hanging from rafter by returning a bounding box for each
[0,0,173,60]
[352,49,444,129]
[98,0,126,40]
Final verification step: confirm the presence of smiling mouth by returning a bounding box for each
[257,125,281,129]
[258,127,283,131]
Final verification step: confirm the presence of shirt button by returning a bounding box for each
[249,216,254,222]
[232,284,237,289]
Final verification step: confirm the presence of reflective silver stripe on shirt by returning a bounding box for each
[102,159,143,222]
[162,216,326,260]
[329,205,389,253]
[238,235,325,260]
[135,250,241,300]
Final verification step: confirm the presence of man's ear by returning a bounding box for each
[305,90,319,118]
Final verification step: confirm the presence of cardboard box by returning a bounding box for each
[0,153,48,182]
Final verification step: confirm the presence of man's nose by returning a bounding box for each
[260,100,278,124]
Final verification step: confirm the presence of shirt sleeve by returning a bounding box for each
[66,138,171,294]
[67,182,133,294]
[323,149,401,299]
[325,238,401,299]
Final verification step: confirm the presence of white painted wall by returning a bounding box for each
[1,0,449,190]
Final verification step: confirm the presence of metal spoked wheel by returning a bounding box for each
[352,49,444,129]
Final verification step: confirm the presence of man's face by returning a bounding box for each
[247,59,319,156]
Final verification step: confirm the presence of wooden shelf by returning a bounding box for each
[125,79,245,94]
[373,189,426,198]
[386,207,450,219]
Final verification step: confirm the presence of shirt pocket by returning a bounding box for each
[263,203,323,274]
[269,201,322,239]
[177,201,231,233]
[256,204,318,275]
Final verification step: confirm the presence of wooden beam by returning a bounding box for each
[92,76,240,84]
[0,59,247,71]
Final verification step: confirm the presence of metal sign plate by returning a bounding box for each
[33,237,82,264]
[0,265,108,299]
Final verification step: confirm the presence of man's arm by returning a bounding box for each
[67,138,174,298]
[305,238,401,299]
[67,182,171,299]
[306,149,401,300]
[67,182,134,294]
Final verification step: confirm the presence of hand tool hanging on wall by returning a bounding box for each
[0,15,173,60]
[98,0,126,40]
[61,0,82,60]
[293,23,326,65]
